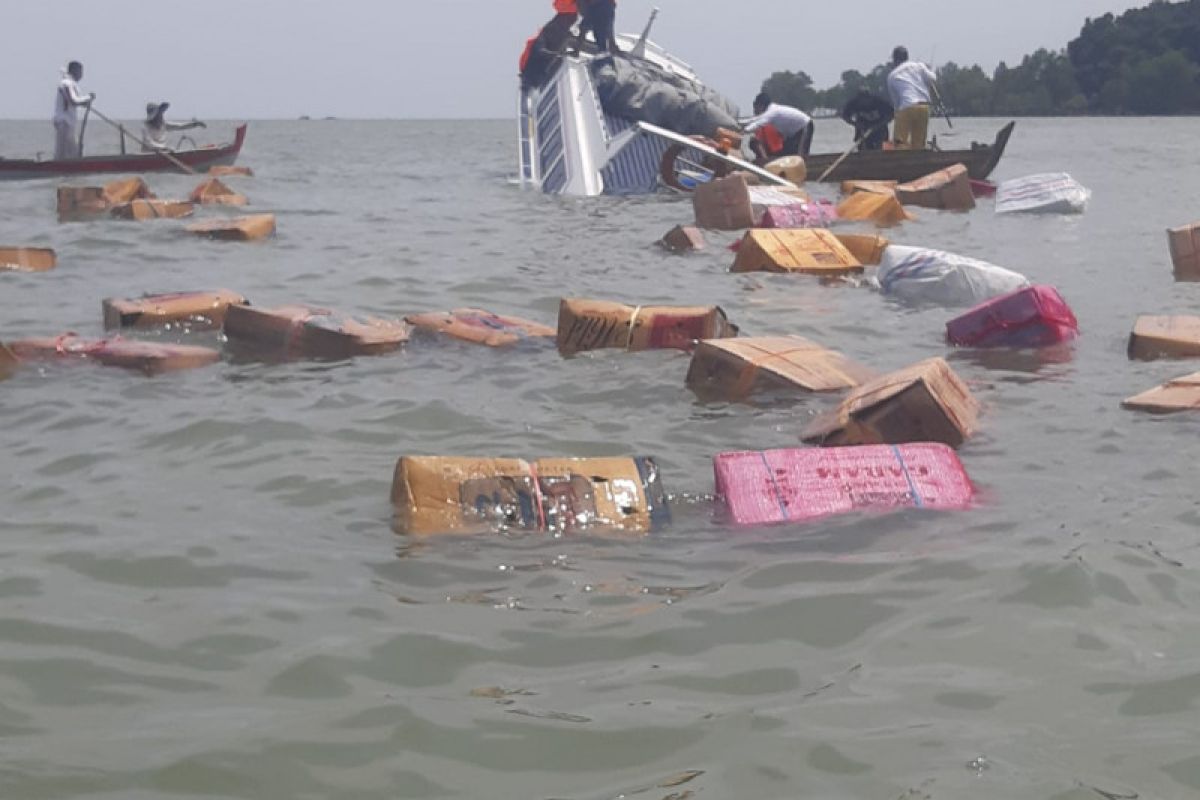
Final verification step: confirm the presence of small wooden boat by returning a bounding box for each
[805,122,1015,183]
[0,124,248,181]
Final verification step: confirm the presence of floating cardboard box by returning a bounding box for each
[189,177,248,206]
[110,199,195,221]
[404,308,555,347]
[731,229,862,276]
[0,247,56,272]
[1127,316,1200,360]
[996,173,1090,215]
[758,200,838,229]
[764,155,806,184]
[1168,223,1200,279]
[557,298,737,356]
[840,180,897,196]
[103,177,155,206]
[224,303,408,359]
[1123,372,1200,413]
[895,163,976,211]
[946,285,1079,348]
[186,214,276,241]
[103,289,249,330]
[0,343,18,375]
[659,224,706,252]
[57,186,109,222]
[7,335,219,376]
[208,165,254,177]
[686,335,875,399]
[714,443,976,526]
[832,233,888,266]
[693,173,755,230]
[835,191,913,227]
[390,455,670,536]
[803,357,979,448]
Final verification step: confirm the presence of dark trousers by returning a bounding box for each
[855,123,888,151]
[580,0,616,52]
[781,122,815,158]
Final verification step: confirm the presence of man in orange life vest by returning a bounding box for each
[743,92,815,164]
[519,2,578,90]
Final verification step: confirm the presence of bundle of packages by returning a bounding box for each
[878,245,1030,306]
[5,335,219,376]
[995,173,1090,214]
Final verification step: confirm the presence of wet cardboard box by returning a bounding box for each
[404,308,556,347]
[659,225,706,252]
[557,298,737,356]
[57,186,109,222]
[758,201,838,230]
[0,247,56,272]
[715,444,976,526]
[686,335,875,399]
[840,179,898,196]
[390,455,670,536]
[1123,372,1200,413]
[693,173,755,230]
[0,343,18,376]
[208,165,254,177]
[110,199,195,221]
[224,303,409,359]
[895,163,976,211]
[190,177,248,206]
[731,229,862,276]
[103,177,155,206]
[834,191,913,227]
[103,289,249,330]
[764,155,807,184]
[7,335,220,376]
[1168,222,1200,278]
[1127,316,1200,360]
[802,357,979,448]
[833,233,889,265]
[946,285,1079,348]
[186,214,276,241]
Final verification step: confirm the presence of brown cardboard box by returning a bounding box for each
[1123,372,1200,413]
[840,180,898,196]
[224,304,409,359]
[693,174,755,230]
[1127,316,1200,360]
[404,308,556,346]
[102,177,155,206]
[557,298,737,356]
[186,214,276,241]
[208,165,254,177]
[803,357,979,448]
[731,229,862,276]
[57,186,109,222]
[189,177,248,206]
[686,335,875,399]
[895,163,976,211]
[103,289,249,330]
[390,455,669,536]
[110,199,195,220]
[7,335,219,376]
[0,247,56,272]
[659,225,706,252]
[835,191,913,227]
[833,233,889,266]
[1168,223,1200,278]
[0,343,18,375]
[764,155,807,184]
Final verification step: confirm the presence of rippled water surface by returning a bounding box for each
[3,117,1200,799]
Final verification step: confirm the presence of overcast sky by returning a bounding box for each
[0,0,1148,121]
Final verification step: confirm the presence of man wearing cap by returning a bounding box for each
[52,61,94,159]
[887,46,939,150]
[142,102,206,152]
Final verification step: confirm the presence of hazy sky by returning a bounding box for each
[0,0,1148,121]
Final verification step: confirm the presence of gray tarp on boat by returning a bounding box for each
[591,54,740,137]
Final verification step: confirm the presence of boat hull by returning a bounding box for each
[0,124,248,181]
[805,122,1015,183]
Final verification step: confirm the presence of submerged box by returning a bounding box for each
[659,225,706,252]
[714,444,976,526]
[7,335,220,376]
[0,343,18,374]
[57,186,109,222]
[764,155,806,184]
[731,229,862,276]
[686,335,874,399]
[103,177,155,206]
[0,247,56,272]
[189,177,248,206]
[693,174,755,230]
[840,180,898,196]
[1123,372,1200,413]
[1127,316,1200,360]
[390,455,670,536]
[186,214,276,241]
[224,304,409,359]
[895,163,976,211]
[1168,223,1200,278]
[758,201,838,230]
[832,233,888,266]
[803,357,979,448]
[557,298,737,355]
[208,165,254,177]
[405,308,555,346]
[835,191,913,227]
[103,289,249,330]
[110,199,195,220]
[946,285,1079,348]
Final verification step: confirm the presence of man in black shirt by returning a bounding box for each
[840,90,894,151]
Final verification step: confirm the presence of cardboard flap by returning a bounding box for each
[692,335,873,395]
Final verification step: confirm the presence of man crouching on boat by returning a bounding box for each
[52,61,93,160]
[743,92,814,164]
[142,102,206,152]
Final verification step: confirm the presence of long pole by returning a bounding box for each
[87,106,198,174]
[77,104,92,156]
[815,123,880,183]
[930,83,954,129]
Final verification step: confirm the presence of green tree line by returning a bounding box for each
[760,0,1200,116]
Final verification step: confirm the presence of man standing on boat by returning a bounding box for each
[52,61,93,160]
[887,46,939,150]
[841,90,893,151]
[743,92,814,163]
[141,103,206,152]
[579,0,619,54]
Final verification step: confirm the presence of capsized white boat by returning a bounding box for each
[516,10,793,197]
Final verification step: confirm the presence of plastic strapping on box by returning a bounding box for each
[526,461,547,531]
[758,450,790,521]
[625,306,644,350]
[891,445,923,507]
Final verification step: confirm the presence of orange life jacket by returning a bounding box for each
[554,0,577,12]
[755,123,785,155]
[519,33,538,72]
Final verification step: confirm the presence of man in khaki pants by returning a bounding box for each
[887,46,938,150]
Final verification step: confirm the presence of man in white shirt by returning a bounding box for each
[887,46,939,150]
[52,61,94,160]
[142,102,206,152]
[743,92,815,164]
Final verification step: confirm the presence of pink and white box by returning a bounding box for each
[945,284,1079,348]
[714,444,976,526]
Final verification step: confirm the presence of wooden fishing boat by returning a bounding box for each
[0,124,248,181]
[805,122,1015,183]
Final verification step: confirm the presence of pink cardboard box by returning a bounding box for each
[946,285,1078,348]
[758,201,838,229]
[714,444,975,526]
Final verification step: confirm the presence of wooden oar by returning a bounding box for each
[88,106,197,174]
[815,123,881,183]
